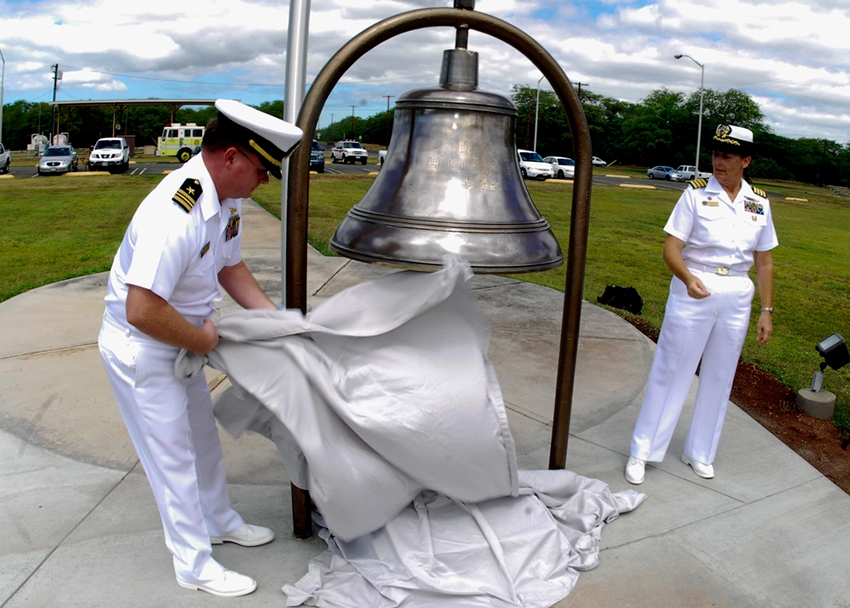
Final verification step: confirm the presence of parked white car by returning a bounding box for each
[0,143,10,174]
[676,165,712,180]
[517,149,553,180]
[89,137,130,173]
[592,156,606,167]
[542,156,575,179]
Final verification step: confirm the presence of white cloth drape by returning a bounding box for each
[175,256,644,606]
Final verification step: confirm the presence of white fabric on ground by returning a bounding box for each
[175,255,645,606]
[283,470,644,608]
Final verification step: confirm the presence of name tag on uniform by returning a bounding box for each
[701,199,719,207]
[200,241,210,258]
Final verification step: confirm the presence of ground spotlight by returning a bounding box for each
[811,333,849,391]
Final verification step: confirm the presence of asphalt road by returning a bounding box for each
[5,159,690,193]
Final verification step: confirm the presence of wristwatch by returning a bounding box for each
[760,307,774,313]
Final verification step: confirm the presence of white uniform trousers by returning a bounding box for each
[630,270,755,465]
[98,314,243,584]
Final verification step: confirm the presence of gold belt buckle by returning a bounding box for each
[716,267,729,276]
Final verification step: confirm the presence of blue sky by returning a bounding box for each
[1,0,849,142]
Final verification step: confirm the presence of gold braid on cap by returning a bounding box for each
[248,139,280,165]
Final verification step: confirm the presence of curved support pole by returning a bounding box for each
[286,7,592,537]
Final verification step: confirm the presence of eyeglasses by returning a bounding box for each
[236,148,270,178]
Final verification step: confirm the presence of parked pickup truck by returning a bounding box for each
[331,140,368,165]
[676,165,711,180]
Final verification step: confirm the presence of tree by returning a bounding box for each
[619,88,690,165]
[254,100,284,119]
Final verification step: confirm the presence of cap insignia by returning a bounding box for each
[173,179,202,213]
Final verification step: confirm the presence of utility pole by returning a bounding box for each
[51,64,61,145]
[383,95,394,146]
[574,82,588,103]
[0,49,6,146]
[349,105,357,138]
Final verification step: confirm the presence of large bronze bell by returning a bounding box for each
[330,48,563,273]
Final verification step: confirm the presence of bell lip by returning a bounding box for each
[330,217,564,275]
[346,207,551,233]
[328,243,564,274]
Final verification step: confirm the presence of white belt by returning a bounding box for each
[687,264,749,277]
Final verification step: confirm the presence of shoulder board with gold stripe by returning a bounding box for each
[172,178,203,213]
[752,186,767,198]
[688,178,708,190]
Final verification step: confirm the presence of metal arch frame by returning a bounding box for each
[285,6,592,538]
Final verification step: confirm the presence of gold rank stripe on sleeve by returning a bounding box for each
[688,178,708,189]
[172,178,203,213]
[752,186,767,198]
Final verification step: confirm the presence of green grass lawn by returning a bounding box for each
[3,171,848,432]
[0,174,162,300]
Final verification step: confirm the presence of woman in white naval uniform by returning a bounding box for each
[625,124,778,484]
[98,100,302,597]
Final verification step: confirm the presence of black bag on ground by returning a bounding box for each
[597,285,643,315]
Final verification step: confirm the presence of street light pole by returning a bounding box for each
[533,75,544,152]
[675,54,704,178]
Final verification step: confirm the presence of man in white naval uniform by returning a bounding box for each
[98,100,302,597]
[625,124,778,485]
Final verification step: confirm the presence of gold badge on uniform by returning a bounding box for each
[173,179,203,213]
[200,241,210,258]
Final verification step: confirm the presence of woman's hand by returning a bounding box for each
[757,311,773,344]
[685,277,711,299]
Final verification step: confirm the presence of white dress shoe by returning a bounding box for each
[681,454,714,479]
[176,569,257,597]
[211,523,275,547]
[625,455,646,485]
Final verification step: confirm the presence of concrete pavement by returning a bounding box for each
[1,199,849,607]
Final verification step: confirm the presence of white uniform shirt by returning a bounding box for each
[664,175,779,273]
[104,154,243,328]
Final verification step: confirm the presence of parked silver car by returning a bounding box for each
[542,156,575,179]
[646,166,683,181]
[38,146,79,175]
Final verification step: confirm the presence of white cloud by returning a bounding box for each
[0,0,848,142]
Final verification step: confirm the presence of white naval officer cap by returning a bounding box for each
[712,124,754,156]
[214,99,303,179]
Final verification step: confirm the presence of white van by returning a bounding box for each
[517,149,554,180]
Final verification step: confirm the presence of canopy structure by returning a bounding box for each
[49,99,219,137]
